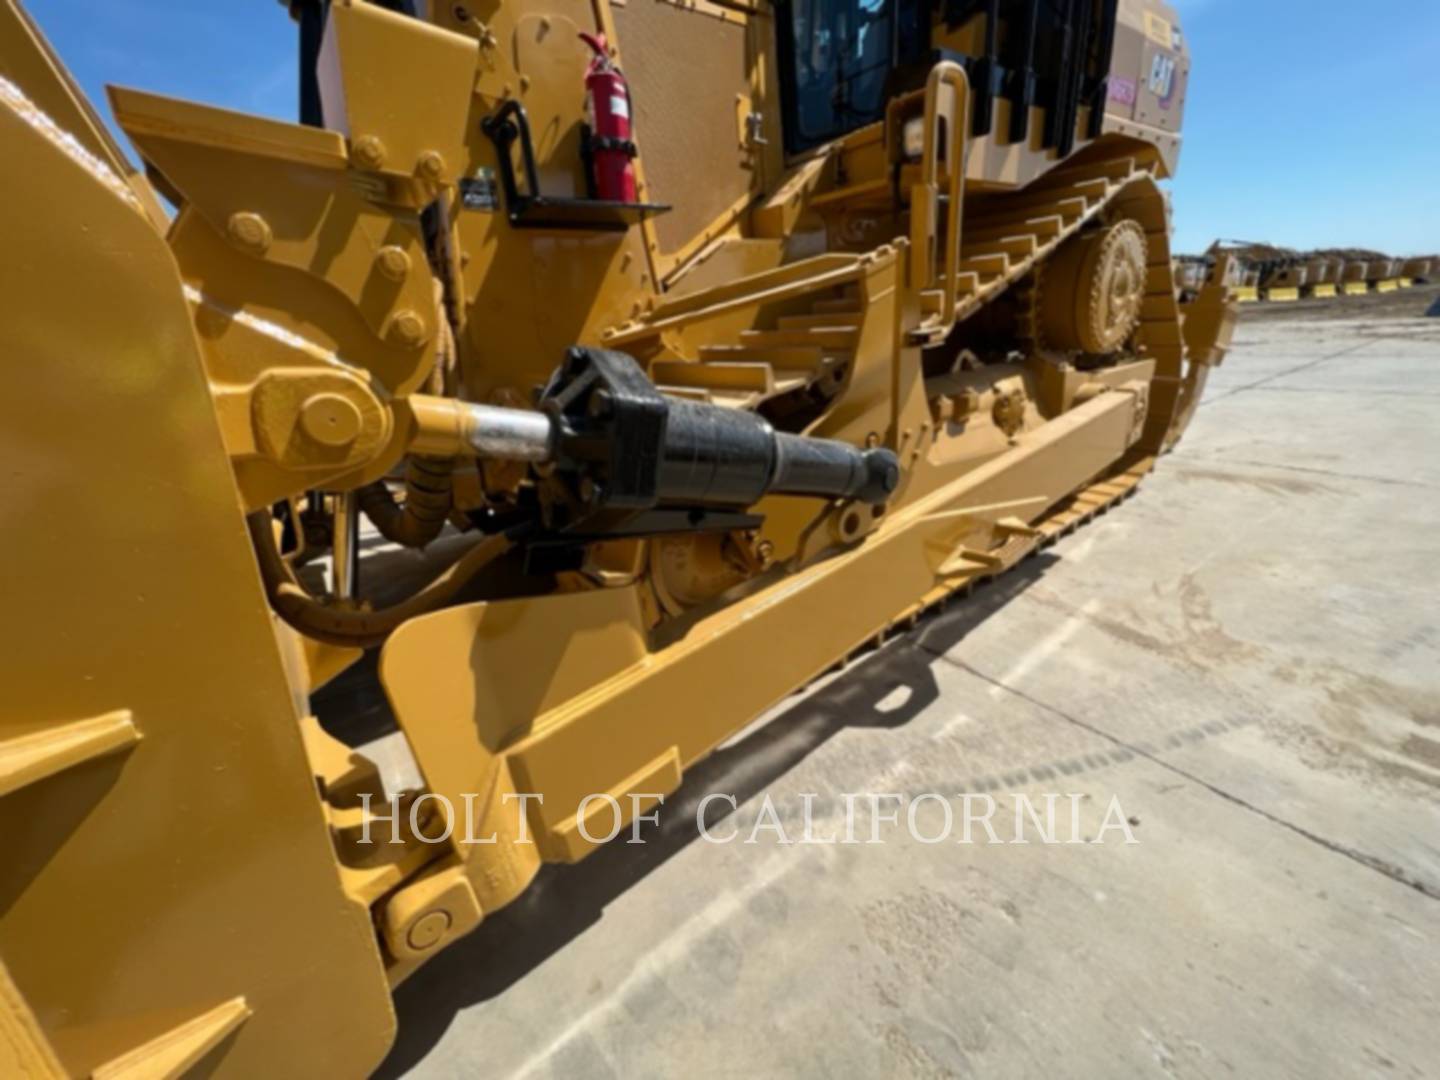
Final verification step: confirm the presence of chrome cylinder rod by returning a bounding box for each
[332,490,360,600]
[461,403,555,462]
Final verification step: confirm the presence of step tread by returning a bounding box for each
[810,297,865,314]
[739,328,861,349]
[959,253,1010,276]
[698,343,826,366]
[962,236,1039,262]
[776,312,865,331]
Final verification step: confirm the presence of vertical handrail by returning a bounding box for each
[908,61,970,344]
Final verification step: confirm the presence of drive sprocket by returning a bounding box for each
[1037,219,1149,355]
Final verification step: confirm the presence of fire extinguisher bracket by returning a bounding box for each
[480,100,670,232]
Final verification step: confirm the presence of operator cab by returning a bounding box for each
[773,0,1128,159]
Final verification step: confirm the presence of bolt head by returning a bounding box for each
[389,310,429,348]
[406,910,452,952]
[351,135,387,170]
[227,212,271,255]
[299,393,363,447]
[417,151,446,180]
[375,245,412,281]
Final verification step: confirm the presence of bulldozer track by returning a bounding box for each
[955,154,1166,323]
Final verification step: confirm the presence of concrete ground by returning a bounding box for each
[374,286,1440,1079]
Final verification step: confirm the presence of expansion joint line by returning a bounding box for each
[920,648,1440,904]
[1200,340,1372,407]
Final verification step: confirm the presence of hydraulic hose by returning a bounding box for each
[247,511,518,649]
[357,456,456,548]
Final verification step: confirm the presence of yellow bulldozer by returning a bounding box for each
[1,0,1232,1074]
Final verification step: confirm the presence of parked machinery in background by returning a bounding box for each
[1174,254,1210,301]
[1301,255,1338,299]
[1205,241,1305,302]
[1196,243,1433,303]
[1401,257,1435,285]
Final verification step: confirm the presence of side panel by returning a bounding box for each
[425,0,658,405]
[612,0,764,270]
[1106,0,1187,173]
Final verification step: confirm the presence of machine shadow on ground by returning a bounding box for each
[375,554,1057,1077]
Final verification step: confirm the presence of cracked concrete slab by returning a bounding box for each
[376,289,1440,1079]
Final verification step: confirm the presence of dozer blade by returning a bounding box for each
[0,50,394,1080]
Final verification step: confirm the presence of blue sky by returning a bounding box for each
[1169,0,1440,254]
[22,1,298,136]
[18,0,1440,255]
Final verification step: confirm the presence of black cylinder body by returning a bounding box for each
[656,401,776,506]
[772,433,862,499]
[654,403,899,507]
[545,347,901,511]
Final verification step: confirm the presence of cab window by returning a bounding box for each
[777,0,899,153]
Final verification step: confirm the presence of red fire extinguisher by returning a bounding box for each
[579,32,638,203]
